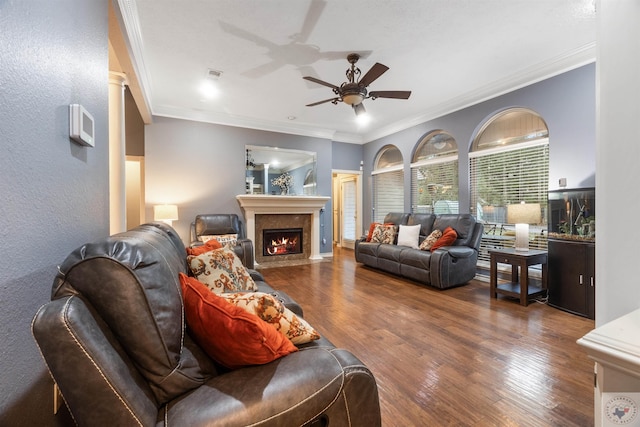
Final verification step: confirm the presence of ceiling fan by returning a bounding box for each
[303,53,411,116]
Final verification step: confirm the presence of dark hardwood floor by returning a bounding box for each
[259,246,595,427]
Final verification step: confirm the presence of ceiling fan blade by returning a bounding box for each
[369,90,412,100]
[353,103,366,116]
[306,97,339,107]
[298,0,326,43]
[303,76,339,90]
[358,63,389,87]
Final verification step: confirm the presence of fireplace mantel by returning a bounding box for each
[236,195,330,261]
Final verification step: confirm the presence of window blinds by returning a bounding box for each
[469,140,549,264]
[411,156,459,214]
[372,169,404,222]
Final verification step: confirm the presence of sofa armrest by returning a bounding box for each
[443,246,475,259]
[233,238,255,269]
[163,347,381,427]
[429,246,479,289]
[32,297,160,427]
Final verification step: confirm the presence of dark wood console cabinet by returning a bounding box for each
[547,239,595,319]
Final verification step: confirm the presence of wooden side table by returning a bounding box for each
[489,248,548,306]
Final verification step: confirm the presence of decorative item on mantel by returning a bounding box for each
[271,172,293,195]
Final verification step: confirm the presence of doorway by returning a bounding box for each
[332,171,362,250]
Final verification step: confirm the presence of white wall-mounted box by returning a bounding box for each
[69,104,95,147]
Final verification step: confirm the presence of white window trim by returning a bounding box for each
[371,164,404,175]
[469,138,549,159]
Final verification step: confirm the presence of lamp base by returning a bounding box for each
[514,223,529,252]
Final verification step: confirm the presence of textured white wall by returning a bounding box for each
[0,1,109,424]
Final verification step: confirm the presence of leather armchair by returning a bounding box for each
[189,213,254,269]
[32,222,382,426]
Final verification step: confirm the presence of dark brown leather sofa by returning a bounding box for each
[355,213,483,289]
[32,222,381,426]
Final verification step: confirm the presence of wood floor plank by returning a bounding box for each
[259,247,595,426]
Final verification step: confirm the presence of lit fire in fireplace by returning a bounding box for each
[263,228,303,256]
[266,236,298,255]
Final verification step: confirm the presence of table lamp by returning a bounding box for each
[507,202,541,252]
[154,204,179,227]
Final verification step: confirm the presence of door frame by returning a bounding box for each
[332,169,363,249]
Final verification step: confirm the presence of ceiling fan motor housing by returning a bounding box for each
[341,82,367,105]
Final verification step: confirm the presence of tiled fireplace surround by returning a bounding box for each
[236,195,330,265]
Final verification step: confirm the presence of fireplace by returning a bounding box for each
[263,228,303,257]
[254,213,311,264]
[236,194,330,264]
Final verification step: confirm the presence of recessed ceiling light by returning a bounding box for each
[287,116,296,120]
[199,80,219,99]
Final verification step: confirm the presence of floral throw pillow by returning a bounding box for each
[200,233,238,246]
[187,246,258,294]
[220,292,320,345]
[419,229,443,251]
[371,224,397,244]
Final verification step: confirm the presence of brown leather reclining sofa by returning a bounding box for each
[32,222,381,426]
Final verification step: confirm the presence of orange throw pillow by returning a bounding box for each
[186,239,222,256]
[430,226,458,252]
[179,273,297,369]
[366,222,381,242]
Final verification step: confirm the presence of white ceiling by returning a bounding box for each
[115,0,596,144]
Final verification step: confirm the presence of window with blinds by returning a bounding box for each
[372,145,404,222]
[411,131,459,214]
[470,108,549,266]
[411,158,459,213]
[373,169,404,222]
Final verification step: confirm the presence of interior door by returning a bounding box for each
[340,175,357,249]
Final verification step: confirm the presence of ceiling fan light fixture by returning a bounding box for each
[343,93,364,105]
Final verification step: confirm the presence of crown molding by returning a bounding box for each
[362,42,596,144]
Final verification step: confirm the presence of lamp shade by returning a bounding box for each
[507,203,541,225]
[507,203,541,252]
[154,204,179,222]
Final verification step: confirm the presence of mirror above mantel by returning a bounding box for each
[245,145,317,196]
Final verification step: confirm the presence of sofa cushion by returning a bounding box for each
[431,226,458,251]
[432,214,477,247]
[420,229,442,251]
[371,224,397,244]
[382,212,411,226]
[399,247,432,270]
[408,213,436,237]
[397,224,421,248]
[187,247,258,294]
[377,243,406,262]
[180,274,297,369]
[220,292,320,345]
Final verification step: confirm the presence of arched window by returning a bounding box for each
[469,108,549,264]
[411,131,459,214]
[372,145,404,222]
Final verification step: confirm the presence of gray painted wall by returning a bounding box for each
[0,0,109,425]
[145,117,334,252]
[332,141,364,172]
[361,63,596,225]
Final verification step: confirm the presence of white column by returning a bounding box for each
[109,72,127,235]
